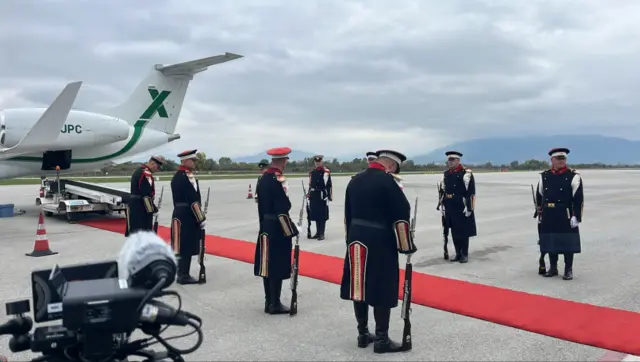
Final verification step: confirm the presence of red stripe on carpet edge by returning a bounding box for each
[80,219,640,356]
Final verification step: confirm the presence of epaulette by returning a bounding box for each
[276,174,287,183]
[391,173,403,181]
[465,168,472,173]
[324,167,330,173]
[571,169,580,174]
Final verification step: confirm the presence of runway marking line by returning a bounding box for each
[80,218,640,356]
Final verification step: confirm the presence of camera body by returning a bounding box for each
[31,260,118,323]
[24,262,148,360]
[62,278,145,333]
[5,232,200,362]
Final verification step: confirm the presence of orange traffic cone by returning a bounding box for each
[247,184,254,199]
[26,211,58,257]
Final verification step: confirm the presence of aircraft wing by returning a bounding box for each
[0,81,82,160]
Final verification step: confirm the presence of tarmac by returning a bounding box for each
[0,169,638,361]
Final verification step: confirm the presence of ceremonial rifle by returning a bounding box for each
[401,196,418,351]
[436,182,449,260]
[290,180,307,316]
[301,181,311,238]
[531,184,539,219]
[532,184,546,270]
[152,186,164,234]
[198,187,211,284]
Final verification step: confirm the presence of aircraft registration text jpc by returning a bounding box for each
[60,124,82,134]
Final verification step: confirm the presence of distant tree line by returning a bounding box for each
[98,152,640,175]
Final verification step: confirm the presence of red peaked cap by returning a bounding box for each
[267,147,292,159]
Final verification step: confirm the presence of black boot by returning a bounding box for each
[563,253,574,280]
[310,222,319,239]
[544,253,559,277]
[263,278,270,313]
[177,257,198,285]
[267,279,290,315]
[460,237,469,263]
[538,252,547,275]
[317,220,326,241]
[354,302,374,348]
[373,307,403,354]
[450,247,461,262]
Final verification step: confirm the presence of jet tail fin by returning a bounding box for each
[155,52,244,76]
[0,81,81,160]
[104,53,243,135]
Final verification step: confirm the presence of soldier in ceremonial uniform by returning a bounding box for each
[254,161,268,203]
[307,155,332,240]
[125,156,164,237]
[536,147,583,280]
[352,152,378,180]
[254,147,299,314]
[366,151,378,164]
[170,150,206,285]
[438,151,477,263]
[340,149,417,354]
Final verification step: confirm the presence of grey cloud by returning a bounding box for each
[2,0,640,158]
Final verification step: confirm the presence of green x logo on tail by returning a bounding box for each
[140,88,171,120]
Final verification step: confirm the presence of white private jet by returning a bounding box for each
[0,52,243,179]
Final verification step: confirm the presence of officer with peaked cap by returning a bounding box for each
[535,147,583,280]
[438,150,477,263]
[254,160,269,203]
[352,152,379,180]
[170,149,206,285]
[125,155,164,237]
[254,147,299,314]
[340,149,417,353]
[366,151,378,164]
[307,154,333,240]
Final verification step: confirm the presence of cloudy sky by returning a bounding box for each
[1,0,640,160]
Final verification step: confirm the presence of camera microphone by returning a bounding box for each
[0,316,32,336]
[118,231,177,290]
[8,334,31,353]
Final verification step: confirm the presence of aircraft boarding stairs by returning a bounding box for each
[36,178,130,222]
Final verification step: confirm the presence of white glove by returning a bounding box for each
[463,208,472,217]
[200,221,206,229]
[570,216,579,228]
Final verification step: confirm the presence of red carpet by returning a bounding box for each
[81,218,640,356]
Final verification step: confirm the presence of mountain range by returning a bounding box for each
[232,135,640,165]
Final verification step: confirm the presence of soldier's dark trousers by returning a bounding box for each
[315,220,326,238]
[451,237,469,263]
[264,278,290,315]
[451,238,461,261]
[263,278,270,312]
[546,253,574,280]
[372,307,403,353]
[353,302,375,348]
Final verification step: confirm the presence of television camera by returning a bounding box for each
[1,231,204,362]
